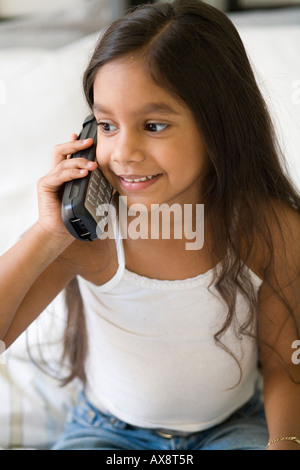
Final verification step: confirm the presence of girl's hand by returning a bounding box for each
[36,135,97,239]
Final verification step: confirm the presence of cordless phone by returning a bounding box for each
[61,115,114,241]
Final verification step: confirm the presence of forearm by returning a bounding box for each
[264,369,300,450]
[0,222,73,340]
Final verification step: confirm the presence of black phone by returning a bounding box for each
[61,114,114,241]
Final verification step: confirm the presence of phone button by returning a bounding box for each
[70,218,91,239]
[87,197,96,207]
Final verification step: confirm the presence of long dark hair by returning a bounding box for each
[62,0,300,386]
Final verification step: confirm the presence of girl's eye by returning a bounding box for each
[145,123,168,133]
[98,122,117,133]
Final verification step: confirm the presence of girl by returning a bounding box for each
[1,0,300,450]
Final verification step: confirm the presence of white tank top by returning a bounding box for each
[78,221,262,432]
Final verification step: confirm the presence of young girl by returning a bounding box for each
[1,0,300,450]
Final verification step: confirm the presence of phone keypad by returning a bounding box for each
[84,167,113,223]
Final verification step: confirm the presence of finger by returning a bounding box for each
[57,157,97,173]
[51,138,93,169]
[67,133,79,159]
[39,168,89,194]
[69,133,78,142]
[42,157,97,191]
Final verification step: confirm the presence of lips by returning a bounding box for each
[120,174,159,182]
[118,173,161,191]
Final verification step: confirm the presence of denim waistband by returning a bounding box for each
[154,429,198,439]
[72,387,264,439]
[54,387,267,450]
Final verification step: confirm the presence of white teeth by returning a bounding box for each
[123,175,156,183]
[134,177,147,182]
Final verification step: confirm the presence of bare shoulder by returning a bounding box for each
[243,199,300,280]
[268,199,300,232]
[251,199,300,298]
[58,236,118,285]
[266,199,300,268]
[256,200,300,374]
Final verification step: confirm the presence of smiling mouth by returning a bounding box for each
[121,174,160,183]
[118,173,162,190]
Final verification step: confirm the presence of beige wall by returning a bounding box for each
[0,0,82,17]
[1,0,299,18]
[158,0,227,10]
[240,0,300,6]
[156,0,300,9]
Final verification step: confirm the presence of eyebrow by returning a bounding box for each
[92,102,180,116]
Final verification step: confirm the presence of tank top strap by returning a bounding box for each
[89,200,126,292]
[113,210,125,270]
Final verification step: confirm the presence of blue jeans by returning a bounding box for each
[52,390,268,450]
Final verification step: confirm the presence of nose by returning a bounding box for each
[111,130,145,165]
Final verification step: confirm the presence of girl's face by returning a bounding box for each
[93,55,207,210]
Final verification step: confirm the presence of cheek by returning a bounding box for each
[95,144,117,188]
[96,148,111,185]
[96,143,110,168]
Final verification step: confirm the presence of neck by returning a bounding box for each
[116,196,204,251]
